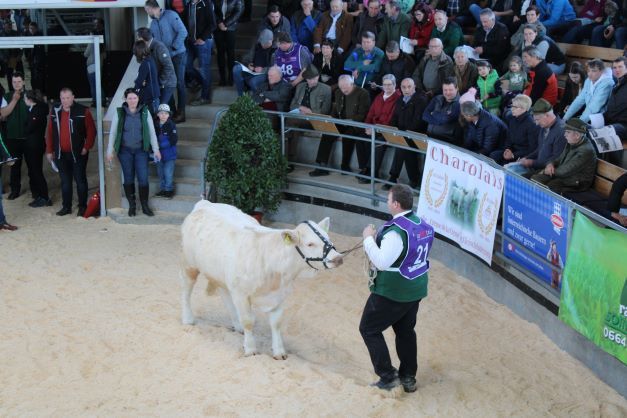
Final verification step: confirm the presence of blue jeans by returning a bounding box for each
[157,159,176,191]
[187,39,213,100]
[232,64,266,96]
[591,25,627,49]
[547,63,565,75]
[118,146,150,187]
[160,86,175,108]
[172,52,188,112]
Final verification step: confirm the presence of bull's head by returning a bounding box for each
[282,218,343,270]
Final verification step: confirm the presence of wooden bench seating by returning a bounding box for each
[567,160,627,213]
[556,43,623,86]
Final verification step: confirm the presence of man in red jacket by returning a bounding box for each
[523,45,558,106]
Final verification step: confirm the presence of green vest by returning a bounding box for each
[478,69,502,112]
[113,106,153,153]
[3,91,28,139]
[370,212,429,303]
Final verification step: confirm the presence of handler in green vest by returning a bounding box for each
[360,184,434,392]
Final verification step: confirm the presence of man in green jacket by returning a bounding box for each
[0,72,28,200]
[430,10,465,58]
[531,118,597,194]
[376,0,411,50]
[360,184,434,393]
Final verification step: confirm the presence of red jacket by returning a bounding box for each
[524,61,558,106]
[365,89,401,126]
[408,12,435,48]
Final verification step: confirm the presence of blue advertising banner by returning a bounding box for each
[502,174,569,290]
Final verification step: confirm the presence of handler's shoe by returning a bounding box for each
[400,376,417,393]
[370,376,400,391]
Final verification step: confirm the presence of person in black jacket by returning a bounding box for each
[473,8,511,69]
[461,100,508,156]
[154,104,178,199]
[383,78,428,190]
[312,38,343,91]
[234,29,276,96]
[489,94,539,165]
[371,41,415,100]
[215,0,243,86]
[184,0,217,105]
[23,90,51,208]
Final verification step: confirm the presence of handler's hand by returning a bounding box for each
[362,224,376,239]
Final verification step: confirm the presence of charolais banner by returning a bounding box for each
[502,174,569,290]
[559,213,627,365]
[417,142,504,264]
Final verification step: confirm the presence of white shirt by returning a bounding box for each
[326,12,342,41]
[1,97,7,108]
[363,210,412,270]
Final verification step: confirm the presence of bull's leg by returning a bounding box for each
[180,267,199,325]
[230,295,258,356]
[218,288,244,333]
[269,306,287,360]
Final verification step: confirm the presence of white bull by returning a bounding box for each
[180,200,343,359]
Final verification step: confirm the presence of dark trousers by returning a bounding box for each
[608,173,627,213]
[389,141,422,184]
[359,293,421,380]
[356,135,385,175]
[315,126,357,168]
[57,152,88,209]
[5,137,25,194]
[215,30,236,83]
[23,138,49,199]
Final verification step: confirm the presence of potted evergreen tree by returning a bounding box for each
[205,94,288,218]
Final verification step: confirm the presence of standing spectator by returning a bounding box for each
[372,41,415,95]
[590,0,627,49]
[383,78,429,190]
[490,94,539,165]
[26,22,46,95]
[145,0,189,123]
[184,0,217,106]
[473,8,511,68]
[313,38,343,89]
[214,0,243,89]
[84,18,106,108]
[0,73,27,200]
[106,89,161,217]
[291,0,322,51]
[309,74,371,176]
[313,0,354,56]
[154,104,178,199]
[408,2,435,62]
[344,31,385,88]
[136,28,178,114]
[430,10,464,58]
[423,77,462,145]
[475,60,502,116]
[271,32,313,86]
[359,74,401,183]
[133,40,161,113]
[510,6,547,48]
[557,62,587,116]
[258,5,291,46]
[412,38,455,98]
[0,132,17,231]
[376,1,411,50]
[563,59,614,123]
[453,46,478,95]
[45,88,96,217]
[535,0,576,37]
[461,100,508,156]
[250,65,293,111]
[23,90,51,208]
[233,29,275,96]
[352,0,385,48]
[522,46,558,106]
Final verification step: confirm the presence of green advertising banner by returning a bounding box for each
[559,213,627,365]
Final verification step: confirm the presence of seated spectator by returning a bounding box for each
[453,46,478,95]
[408,2,435,62]
[557,62,587,116]
[133,40,160,113]
[490,94,539,165]
[344,31,385,88]
[258,5,291,47]
[423,77,462,145]
[475,60,502,116]
[271,32,313,87]
[371,41,415,96]
[531,118,597,194]
[461,100,508,156]
[591,0,626,49]
[510,6,547,49]
[535,0,576,37]
[250,65,292,111]
[359,74,401,183]
[499,56,527,110]
[344,0,364,17]
[508,99,567,177]
[234,29,275,96]
[607,173,627,226]
[589,56,627,141]
[522,46,558,105]
[376,0,411,50]
[290,0,321,51]
[309,74,371,176]
[396,0,414,14]
[430,9,465,58]
[473,8,511,68]
[412,38,455,98]
[517,24,566,75]
[313,0,354,56]
[564,58,615,123]
[469,0,515,26]
[351,0,384,48]
[313,38,343,90]
[563,0,618,45]
[383,78,429,190]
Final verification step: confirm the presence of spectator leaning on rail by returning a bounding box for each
[530,118,597,195]
[376,0,411,50]
[412,38,455,99]
[460,100,508,157]
[563,59,615,124]
[589,56,627,142]
[490,94,540,165]
[344,31,385,89]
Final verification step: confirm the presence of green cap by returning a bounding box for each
[564,117,588,134]
[531,98,552,114]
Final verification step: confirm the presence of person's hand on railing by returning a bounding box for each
[365,127,372,135]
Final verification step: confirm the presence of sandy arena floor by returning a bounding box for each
[1,200,626,417]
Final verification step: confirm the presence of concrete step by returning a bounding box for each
[183,104,229,121]
[148,176,202,197]
[175,118,214,141]
[172,140,207,160]
[120,193,199,215]
[107,207,188,225]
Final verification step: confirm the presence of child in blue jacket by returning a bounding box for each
[155,104,178,198]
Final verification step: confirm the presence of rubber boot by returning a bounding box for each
[123,184,136,217]
[139,185,154,216]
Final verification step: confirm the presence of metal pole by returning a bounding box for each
[93,35,106,217]
[370,127,376,203]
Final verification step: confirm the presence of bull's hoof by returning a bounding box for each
[230,325,244,334]
[181,316,195,325]
[273,353,288,360]
[243,350,259,357]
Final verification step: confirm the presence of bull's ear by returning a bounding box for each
[318,217,330,233]
[282,231,299,246]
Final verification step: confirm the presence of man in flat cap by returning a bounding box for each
[531,118,597,194]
